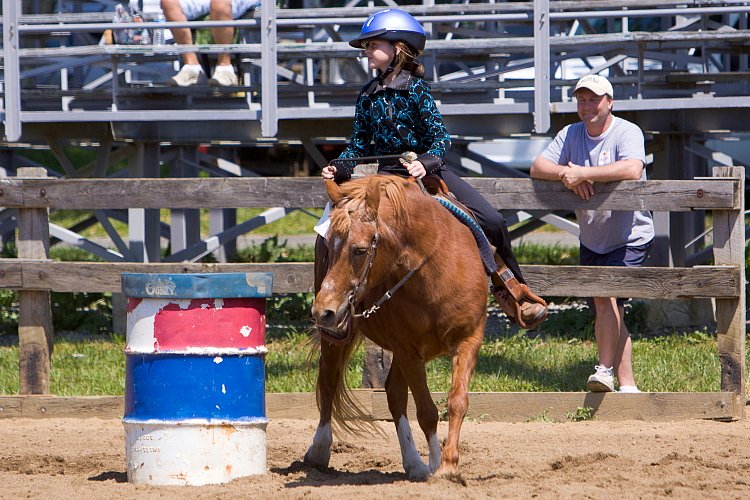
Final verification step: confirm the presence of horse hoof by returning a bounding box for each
[406,462,431,482]
[434,469,466,486]
[303,450,330,470]
[435,464,458,478]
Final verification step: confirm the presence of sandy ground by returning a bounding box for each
[1,416,749,499]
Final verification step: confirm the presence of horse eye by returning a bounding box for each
[353,247,368,256]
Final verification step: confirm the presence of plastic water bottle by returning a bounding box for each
[130,7,150,45]
[152,13,166,45]
[112,3,132,44]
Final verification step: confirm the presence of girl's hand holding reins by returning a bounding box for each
[401,159,427,179]
[322,164,338,180]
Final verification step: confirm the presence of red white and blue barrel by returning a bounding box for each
[122,272,273,486]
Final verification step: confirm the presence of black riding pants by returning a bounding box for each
[434,168,526,284]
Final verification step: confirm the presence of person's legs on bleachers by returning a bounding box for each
[162,0,208,86]
[207,0,238,86]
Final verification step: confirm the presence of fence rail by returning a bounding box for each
[0,177,738,210]
[0,167,745,420]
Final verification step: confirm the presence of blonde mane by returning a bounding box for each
[328,176,409,237]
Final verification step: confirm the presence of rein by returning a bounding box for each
[354,267,418,319]
[351,180,436,320]
[327,177,434,341]
[345,227,420,320]
[346,223,427,322]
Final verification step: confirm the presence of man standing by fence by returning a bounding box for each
[530,74,655,393]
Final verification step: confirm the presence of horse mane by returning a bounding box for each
[328,176,410,238]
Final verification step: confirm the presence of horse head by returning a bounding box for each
[313,176,411,344]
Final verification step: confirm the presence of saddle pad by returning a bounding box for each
[433,195,498,275]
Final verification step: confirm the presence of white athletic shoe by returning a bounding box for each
[166,66,207,87]
[587,365,615,392]
[208,69,238,87]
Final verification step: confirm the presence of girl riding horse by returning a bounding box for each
[319,8,547,328]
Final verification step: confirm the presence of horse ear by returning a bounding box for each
[364,177,381,220]
[325,179,344,204]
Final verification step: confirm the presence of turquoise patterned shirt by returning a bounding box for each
[334,70,451,182]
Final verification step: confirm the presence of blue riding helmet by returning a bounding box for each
[349,9,426,54]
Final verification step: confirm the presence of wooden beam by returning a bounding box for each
[370,391,743,422]
[527,265,740,299]
[16,168,54,395]
[0,261,738,298]
[0,392,742,421]
[0,177,738,211]
[0,178,23,206]
[0,261,316,294]
[712,167,746,407]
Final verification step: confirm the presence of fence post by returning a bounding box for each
[712,166,746,407]
[17,167,54,394]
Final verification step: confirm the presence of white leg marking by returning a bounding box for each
[305,422,332,468]
[427,432,442,473]
[396,415,430,481]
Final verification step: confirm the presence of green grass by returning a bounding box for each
[49,333,127,396]
[2,216,746,396]
[0,326,739,396]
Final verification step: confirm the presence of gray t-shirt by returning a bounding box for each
[541,116,655,254]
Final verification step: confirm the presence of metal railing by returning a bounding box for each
[2,1,750,141]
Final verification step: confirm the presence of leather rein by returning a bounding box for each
[348,230,423,320]
[339,186,431,326]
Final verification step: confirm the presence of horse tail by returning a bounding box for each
[309,331,385,437]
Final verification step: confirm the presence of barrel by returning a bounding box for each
[121,272,273,486]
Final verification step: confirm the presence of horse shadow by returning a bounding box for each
[87,464,408,488]
[272,460,408,488]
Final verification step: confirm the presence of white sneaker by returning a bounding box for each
[208,70,238,87]
[587,365,615,392]
[166,66,206,87]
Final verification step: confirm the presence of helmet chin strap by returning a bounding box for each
[377,58,397,83]
[366,54,397,94]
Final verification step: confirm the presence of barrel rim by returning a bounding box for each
[123,417,269,426]
[121,272,274,299]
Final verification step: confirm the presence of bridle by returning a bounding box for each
[347,230,381,319]
[340,219,428,335]
[321,179,432,342]
[347,229,424,320]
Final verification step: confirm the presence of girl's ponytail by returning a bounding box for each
[393,41,425,79]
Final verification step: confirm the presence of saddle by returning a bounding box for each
[417,175,548,330]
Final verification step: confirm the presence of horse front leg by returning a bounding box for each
[305,236,335,468]
[398,357,442,476]
[387,359,434,481]
[437,335,482,476]
[303,340,344,469]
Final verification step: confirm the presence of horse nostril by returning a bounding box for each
[319,309,336,325]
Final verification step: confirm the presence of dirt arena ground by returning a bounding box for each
[1,416,749,499]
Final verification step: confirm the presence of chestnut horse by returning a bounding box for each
[306,175,488,480]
